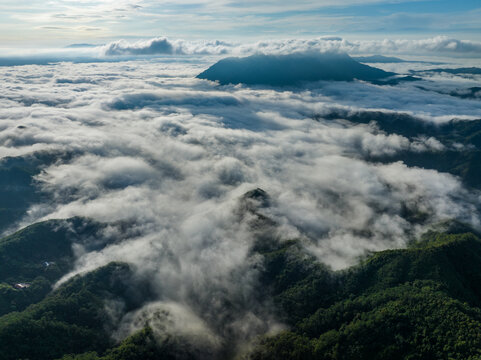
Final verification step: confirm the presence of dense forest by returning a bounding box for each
[2,117,481,359]
[2,205,481,359]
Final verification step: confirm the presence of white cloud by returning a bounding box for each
[96,36,481,58]
[0,57,480,354]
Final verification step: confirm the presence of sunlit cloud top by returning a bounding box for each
[0,0,480,46]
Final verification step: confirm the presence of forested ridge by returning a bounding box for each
[2,214,481,359]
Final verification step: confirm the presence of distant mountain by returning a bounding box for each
[415,67,481,75]
[0,56,110,67]
[320,109,481,189]
[197,52,395,86]
[353,55,441,64]
[65,43,100,48]
[450,87,481,99]
[353,55,408,63]
[370,75,421,86]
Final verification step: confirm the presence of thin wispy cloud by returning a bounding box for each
[0,0,479,45]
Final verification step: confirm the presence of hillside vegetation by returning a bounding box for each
[2,215,481,359]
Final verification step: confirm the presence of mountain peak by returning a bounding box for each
[197,52,394,86]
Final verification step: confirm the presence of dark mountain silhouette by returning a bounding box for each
[65,43,99,48]
[354,55,442,64]
[415,67,481,75]
[197,52,395,86]
[353,55,408,63]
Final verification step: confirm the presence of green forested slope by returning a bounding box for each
[249,231,481,360]
[0,156,42,233]
[322,111,481,189]
[0,218,105,315]
[0,262,153,360]
[2,217,481,359]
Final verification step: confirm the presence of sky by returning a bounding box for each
[0,0,480,47]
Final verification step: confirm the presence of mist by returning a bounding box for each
[1,52,480,357]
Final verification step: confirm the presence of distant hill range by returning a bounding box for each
[197,52,396,86]
[353,55,409,63]
[65,43,100,48]
[353,55,442,64]
[413,67,481,75]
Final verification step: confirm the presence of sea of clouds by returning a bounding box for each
[1,50,480,356]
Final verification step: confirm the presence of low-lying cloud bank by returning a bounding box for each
[2,36,480,68]
[0,54,480,355]
[100,36,481,58]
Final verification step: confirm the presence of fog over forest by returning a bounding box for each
[1,34,481,358]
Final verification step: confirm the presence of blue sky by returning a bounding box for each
[0,0,480,46]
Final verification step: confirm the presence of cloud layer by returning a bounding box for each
[2,36,481,68]
[99,36,481,58]
[0,55,480,355]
